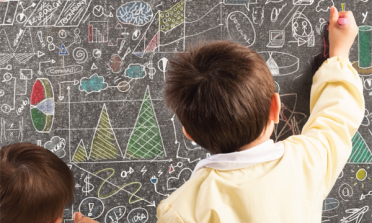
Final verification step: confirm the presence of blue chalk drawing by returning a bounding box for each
[125,64,147,79]
[59,44,69,55]
[37,98,55,115]
[132,52,144,58]
[150,176,158,184]
[79,73,108,94]
[116,1,153,26]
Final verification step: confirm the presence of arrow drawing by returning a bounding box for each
[38,59,55,75]
[58,80,79,100]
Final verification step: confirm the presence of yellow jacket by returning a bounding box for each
[157,57,365,223]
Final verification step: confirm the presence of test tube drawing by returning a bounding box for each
[359,26,372,69]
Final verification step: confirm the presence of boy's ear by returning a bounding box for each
[269,93,281,124]
[182,126,194,142]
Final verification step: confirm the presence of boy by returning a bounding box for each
[157,7,363,223]
[0,143,97,223]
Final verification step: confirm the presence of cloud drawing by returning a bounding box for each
[79,73,108,94]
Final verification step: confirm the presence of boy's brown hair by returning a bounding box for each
[0,143,74,223]
[164,41,275,154]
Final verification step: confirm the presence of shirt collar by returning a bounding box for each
[192,139,284,175]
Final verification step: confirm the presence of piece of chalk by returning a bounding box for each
[338,3,349,26]
[338,18,350,26]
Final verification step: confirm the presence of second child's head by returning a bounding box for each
[0,143,74,223]
[164,41,280,154]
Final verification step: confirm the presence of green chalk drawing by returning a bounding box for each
[89,104,122,161]
[348,131,372,164]
[358,26,372,68]
[72,139,88,162]
[125,86,166,160]
[31,108,46,131]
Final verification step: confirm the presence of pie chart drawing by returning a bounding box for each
[258,51,299,76]
[30,78,54,133]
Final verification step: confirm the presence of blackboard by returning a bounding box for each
[0,0,371,222]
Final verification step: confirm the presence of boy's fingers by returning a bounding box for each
[73,212,83,223]
[329,6,339,23]
[73,213,99,223]
[77,218,99,223]
[338,11,353,19]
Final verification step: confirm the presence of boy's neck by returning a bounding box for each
[239,122,274,151]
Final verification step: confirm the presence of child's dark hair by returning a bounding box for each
[164,41,275,154]
[0,143,74,223]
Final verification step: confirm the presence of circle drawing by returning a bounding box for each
[79,197,104,219]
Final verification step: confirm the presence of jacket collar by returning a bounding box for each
[192,140,284,175]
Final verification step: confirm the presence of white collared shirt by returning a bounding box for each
[192,139,284,175]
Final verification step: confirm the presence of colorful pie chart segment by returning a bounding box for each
[30,78,54,133]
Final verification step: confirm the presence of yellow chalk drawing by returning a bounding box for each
[159,0,185,32]
[89,104,122,161]
[94,168,143,204]
[72,139,88,162]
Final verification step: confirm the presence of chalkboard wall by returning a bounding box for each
[0,0,371,222]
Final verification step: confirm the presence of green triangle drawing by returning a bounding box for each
[348,131,372,164]
[125,86,166,160]
[89,104,123,161]
[72,139,88,162]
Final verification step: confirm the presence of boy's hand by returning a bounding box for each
[73,212,99,223]
[329,6,358,58]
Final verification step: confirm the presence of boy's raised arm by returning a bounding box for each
[300,7,364,196]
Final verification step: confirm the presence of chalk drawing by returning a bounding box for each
[125,64,147,79]
[30,78,54,133]
[338,183,354,201]
[348,132,372,164]
[72,139,88,162]
[94,168,142,203]
[340,206,369,223]
[159,1,185,33]
[316,0,334,12]
[73,47,88,64]
[322,198,339,211]
[226,11,256,47]
[105,206,126,223]
[252,7,264,26]
[79,74,108,94]
[89,104,123,161]
[127,208,148,223]
[117,2,153,27]
[259,52,299,76]
[44,136,66,158]
[350,166,372,189]
[125,87,166,160]
[79,197,104,219]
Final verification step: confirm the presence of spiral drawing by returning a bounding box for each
[73,47,88,64]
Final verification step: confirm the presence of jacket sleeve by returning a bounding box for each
[299,56,365,196]
[156,201,184,223]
